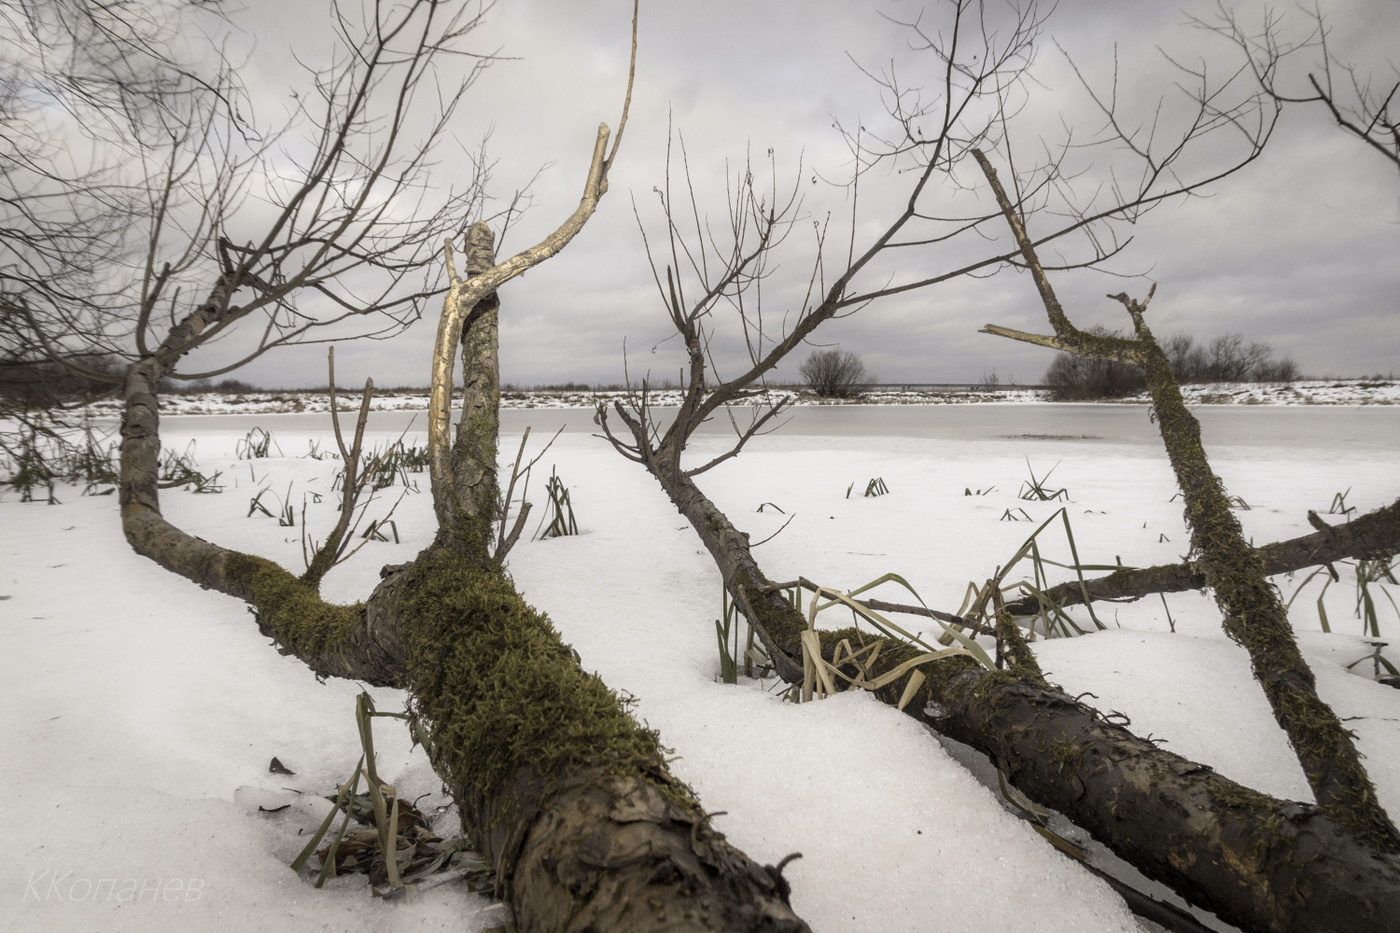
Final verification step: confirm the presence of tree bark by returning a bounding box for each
[970,148,1399,856]
[117,221,810,931]
[1001,497,1400,616]
[608,400,1400,933]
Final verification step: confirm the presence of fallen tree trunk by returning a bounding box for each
[123,485,807,930]
[974,148,1399,855]
[606,411,1400,933]
[1003,497,1400,617]
[114,220,811,931]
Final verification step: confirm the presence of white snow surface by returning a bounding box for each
[3,403,1399,932]
[78,377,1400,416]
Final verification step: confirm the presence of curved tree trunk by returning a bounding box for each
[609,405,1400,933]
[116,224,810,931]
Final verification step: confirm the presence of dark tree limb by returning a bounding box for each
[1003,496,1400,616]
[120,348,411,685]
[626,431,1400,933]
[973,146,1400,855]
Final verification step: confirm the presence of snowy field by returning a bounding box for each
[3,402,1399,932]
[78,376,1400,416]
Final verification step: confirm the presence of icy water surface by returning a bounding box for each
[158,403,1400,462]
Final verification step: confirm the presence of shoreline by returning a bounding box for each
[67,378,1400,416]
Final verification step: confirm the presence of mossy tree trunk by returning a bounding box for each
[973,147,1400,856]
[601,403,1400,933]
[118,179,810,931]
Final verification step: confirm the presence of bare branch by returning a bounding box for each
[1197,2,1399,170]
[303,347,375,586]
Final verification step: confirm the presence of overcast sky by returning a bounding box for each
[217,0,1398,389]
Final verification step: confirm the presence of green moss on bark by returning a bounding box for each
[745,587,806,648]
[399,550,696,825]
[995,610,1049,687]
[224,553,362,655]
[1208,778,1298,868]
[1139,342,1400,853]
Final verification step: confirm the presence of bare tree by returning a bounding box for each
[598,0,1279,484]
[1156,332,1299,383]
[798,347,875,398]
[1254,354,1301,382]
[594,2,1400,930]
[0,0,214,457]
[1204,332,1272,381]
[1162,333,1209,379]
[9,2,810,928]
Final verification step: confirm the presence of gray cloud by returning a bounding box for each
[219,0,1398,389]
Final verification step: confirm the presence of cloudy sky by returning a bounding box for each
[216,0,1398,389]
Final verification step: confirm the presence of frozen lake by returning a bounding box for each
[155,403,1400,462]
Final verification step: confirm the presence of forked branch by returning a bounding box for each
[302,347,385,586]
[429,2,639,542]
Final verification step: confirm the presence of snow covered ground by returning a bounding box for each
[78,377,1400,416]
[2,402,1399,932]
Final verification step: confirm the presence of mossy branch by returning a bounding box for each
[973,146,1400,853]
[1001,499,1400,615]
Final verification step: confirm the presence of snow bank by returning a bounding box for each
[3,409,1398,932]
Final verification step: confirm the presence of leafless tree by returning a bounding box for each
[0,0,216,455]
[798,347,874,398]
[1162,333,1208,379]
[1204,331,1272,381]
[7,2,810,928]
[598,0,1278,486]
[595,2,1400,930]
[1157,332,1300,383]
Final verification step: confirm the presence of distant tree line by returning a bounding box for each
[1162,332,1301,383]
[0,354,123,410]
[1045,328,1300,400]
[0,353,263,409]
